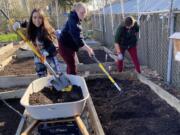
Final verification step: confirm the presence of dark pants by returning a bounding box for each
[116,46,141,73]
[58,42,77,75]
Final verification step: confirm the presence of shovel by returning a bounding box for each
[0,9,72,91]
[92,55,121,91]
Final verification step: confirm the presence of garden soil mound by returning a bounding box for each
[87,78,180,135]
[29,85,83,105]
[78,50,113,64]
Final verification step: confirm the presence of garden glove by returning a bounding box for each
[12,22,21,31]
[118,53,123,60]
[55,29,61,39]
[41,49,49,57]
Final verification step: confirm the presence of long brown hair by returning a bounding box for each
[27,8,55,42]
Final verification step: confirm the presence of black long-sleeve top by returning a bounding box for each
[59,11,86,51]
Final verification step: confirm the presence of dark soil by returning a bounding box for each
[37,121,82,135]
[78,50,114,64]
[0,99,24,135]
[86,78,180,135]
[0,57,35,76]
[29,85,83,105]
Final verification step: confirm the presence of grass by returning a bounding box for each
[0,33,20,42]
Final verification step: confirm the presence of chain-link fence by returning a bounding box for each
[92,12,180,87]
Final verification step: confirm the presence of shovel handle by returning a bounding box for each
[0,9,9,19]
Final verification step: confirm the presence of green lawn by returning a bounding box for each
[0,33,20,42]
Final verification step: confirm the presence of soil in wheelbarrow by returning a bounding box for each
[29,85,83,105]
[0,57,35,76]
[86,78,180,135]
[0,99,24,135]
[77,50,114,64]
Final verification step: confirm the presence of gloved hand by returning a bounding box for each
[55,29,61,38]
[41,49,49,57]
[117,53,123,60]
[12,22,21,31]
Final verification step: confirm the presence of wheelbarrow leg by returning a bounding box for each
[75,116,89,135]
[21,120,39,135]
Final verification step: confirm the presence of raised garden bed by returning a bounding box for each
[0,57,35,76]
[86,76,180,135]
[0,99,24,135]
[78,49,114,64]
[0,86,26,92]
[0,51,64,76]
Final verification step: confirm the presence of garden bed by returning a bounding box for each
[0,57,35,76]
[0,86,26,92]
[78,49,114,64]
[86,77,180,135]
[0,99,24,135]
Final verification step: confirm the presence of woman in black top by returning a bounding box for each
[58,2,94,75]
[114,16,141,73]
[13,8,61,77]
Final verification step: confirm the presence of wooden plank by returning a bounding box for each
[86,96,105,135]
[0,43,13,55]
[15,51,34,59]
[84,72,137,81]
[0,74,37,88]
[138,74,180,113]
[0,89,25,99]
[78,62,116,73]
[21,120,39,135]
[39,118,75,124]
[0,56,13,71]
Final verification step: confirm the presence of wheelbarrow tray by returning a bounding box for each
[20,75,89,120]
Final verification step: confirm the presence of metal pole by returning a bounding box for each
[25,0,30,15]
[167,0,174,84]
[136,0,141,38]
[120,0,125,19]
[108,0,114,35]
[55,0,60,29]
[97,1,102,31]
[93,0,97,29]
[137,0,140,24]
[102,0,106,32]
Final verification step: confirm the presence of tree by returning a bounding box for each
[58,0,90,12]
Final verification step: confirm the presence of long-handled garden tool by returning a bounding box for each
[0,9,72,92]
[92,55,121,91]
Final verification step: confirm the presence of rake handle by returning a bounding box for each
[92,55,121,91]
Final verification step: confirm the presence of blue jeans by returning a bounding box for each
[34,56,61,77]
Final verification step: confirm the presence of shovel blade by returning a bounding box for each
[50,74,71,91]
